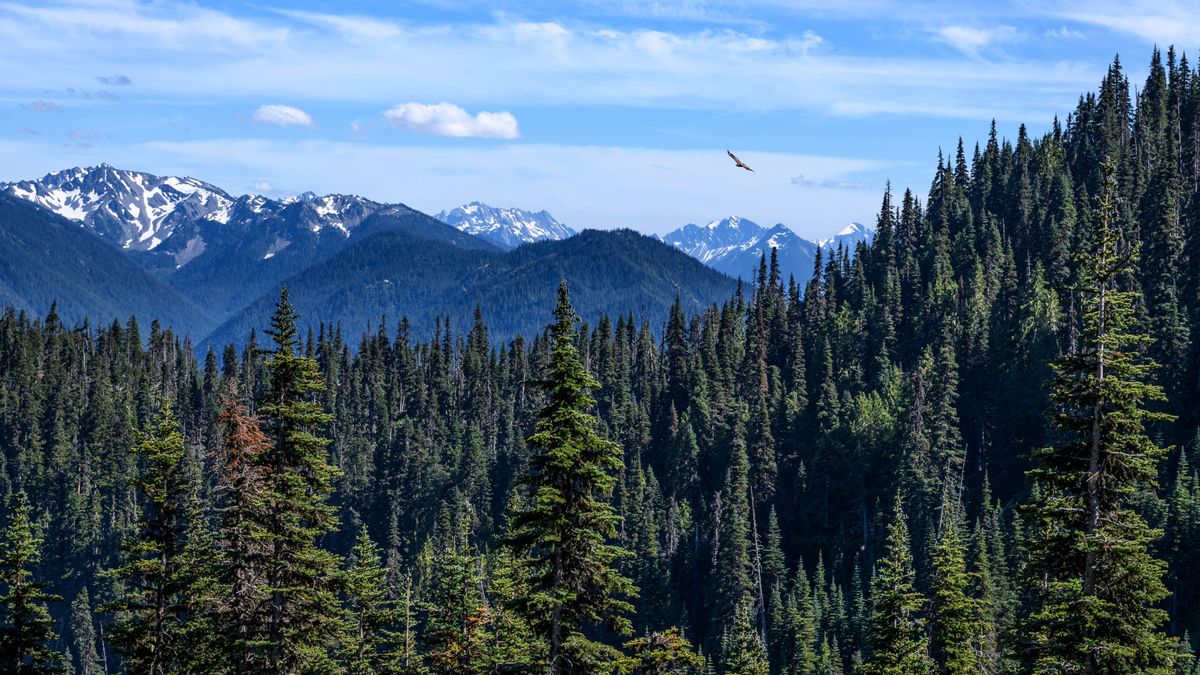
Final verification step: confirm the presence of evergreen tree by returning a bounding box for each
[507,282,636,674]
[420,517,492,675]
[720,601,769,675]
[928,499,992,674]
[863,496,931,675]
[624,627,704,674]
[106,404,201,675]
[68,588,103,675]
[0,491,62,674]
[257,288,343,673]
[339,527,404,675]
[1022,159,1175,673]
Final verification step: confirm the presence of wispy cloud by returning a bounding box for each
[96,74,132,86]
[791,174,873,190]
[252,104,314,128]
[935,25,1018,57]
[383,102,520,139]
[1037,0,1200,46]
[1045,26,1085,40]
[0,1,1100,122]
[23,100,59,113]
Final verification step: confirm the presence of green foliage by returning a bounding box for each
[106,403,210,674]
[1021,159,1175,673]
[507,282,637,674]
[862,496,932,675]
[0,491,63,674]
[624,627,704,674]
[0,45,1197,675]
[340,527,405,675]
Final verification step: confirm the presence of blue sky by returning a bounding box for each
[0,0,1194,239]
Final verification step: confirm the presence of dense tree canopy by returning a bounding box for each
[0,47,1197,673]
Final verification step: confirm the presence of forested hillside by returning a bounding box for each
[0,47,1198,673]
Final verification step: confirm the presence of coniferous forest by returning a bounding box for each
[3,48,1200,673]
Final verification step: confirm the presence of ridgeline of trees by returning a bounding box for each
[0,47,1199,673]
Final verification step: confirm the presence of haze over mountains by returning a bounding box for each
[0,165,868,346]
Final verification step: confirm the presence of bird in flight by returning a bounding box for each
[727,150,754,172]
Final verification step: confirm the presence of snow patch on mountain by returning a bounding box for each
[661,217,874,284]
[436,201,574,249]
[2,164,235,251]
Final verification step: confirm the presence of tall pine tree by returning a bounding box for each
[507,282,636,674]
[1022,158,1175,673]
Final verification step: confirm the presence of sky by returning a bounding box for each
[0,0,1195,239]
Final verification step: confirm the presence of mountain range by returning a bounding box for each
[0,166,744,346]
[659,216,872,285]
[0,165,868,347]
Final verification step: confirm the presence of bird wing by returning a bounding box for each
[727,150,754,171]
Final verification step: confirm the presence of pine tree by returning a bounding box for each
[720,601,769,675]
[421,517,492,675]
[257,288,343,672]
[928,499,992,674]
[507,282,636,674]
[68,588,103,675]
[106,403,201,675]
[624,627,704,674]
[715,420,753,630]
[862,496,931,675]
[0,491,62,674]
[1022,158,1175,673]
[339,527,404,675]
[212,399,274,671]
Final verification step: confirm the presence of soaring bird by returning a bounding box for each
[727,150,754,172]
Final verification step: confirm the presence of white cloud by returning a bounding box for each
[252,104,314,128]
[1039,1,1200,46]
[935,25,1018,57]
[0,1,1101,122]
[1046,26,1085,40]
[382,102,519,139]
[24,100,59,113]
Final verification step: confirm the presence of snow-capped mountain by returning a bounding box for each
[435,201,574,250]
[1,165,387,267]
[661,217,874,284]
[819,222,873,249]
[1,164,235,251]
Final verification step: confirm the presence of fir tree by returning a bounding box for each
[624,627,704,674]
[507,282,636,674]
[928,499,992,674]
[720,601,769,675]
[257,288,343,673]
[339,527,404,675]
[863,496,931,675]
[1022,158,1175,673]
[106,403,201,675]
[68,588,103,675]
[0,491,62,674]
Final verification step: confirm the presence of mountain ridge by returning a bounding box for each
[435,201,575,249]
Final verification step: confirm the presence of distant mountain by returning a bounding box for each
[435,202,575,250]
[0,193,214,335]
[1,164,234,251]
[1,165,500,320]
[157,201,496,318]
[819,222,873,249]
[203,229,737,349]
[661,216,873,284]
